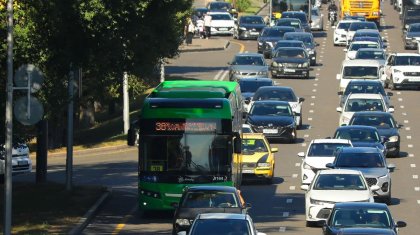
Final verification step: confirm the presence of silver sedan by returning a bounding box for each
[228,53,269,81]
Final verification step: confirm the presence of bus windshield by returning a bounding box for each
[141,134,231,175]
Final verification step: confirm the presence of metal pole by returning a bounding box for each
[269,0,272,26]
[66,68,74,191]
[4,0,14,233]
[123,72,129,134]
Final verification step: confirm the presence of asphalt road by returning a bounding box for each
[16,1,420,234]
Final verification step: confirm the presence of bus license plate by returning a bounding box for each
[150,165,163,171]
[263,129,278,134]
[242,169,254,174]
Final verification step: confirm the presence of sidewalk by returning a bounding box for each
[179,37,231,52]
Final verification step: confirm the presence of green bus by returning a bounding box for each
[128,81,244,212]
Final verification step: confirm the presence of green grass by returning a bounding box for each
[0,182,106,234]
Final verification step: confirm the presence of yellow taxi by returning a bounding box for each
[241,133,278,184]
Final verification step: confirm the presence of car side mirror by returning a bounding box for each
[271,147,278,153]
[127,128,136,146]
[387,92,393,96]
[244,98,251,104]
[297,152,305,157]
[343,48,348,52]
[387,163,396,172]
[299,97,305,102]
[326,163,335,168]
[370,185,380,192]
[300,185,309,191]
[388,107,395,113]
[177,232,187,235]
[398,124,403,129]
[336,107,343,113]
[337,91,343,95]
[396,221,407,228]
[336,74,341,80]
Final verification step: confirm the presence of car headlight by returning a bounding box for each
[272,61,278,67]
[257,162,270,167]
[310,198,330,205]
[303,62,309,67]
[388,135,399,142]
[302,162,312,170]
[405,24,409,29]
[257,71,268,75]
[373,11,379,16]
[239,27,247,30]
[406,37,413,40]
[393,69,402,73]
[267,41,273,47]
[176,219,191,226]
[258,41,263,46]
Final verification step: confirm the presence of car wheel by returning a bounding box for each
[0,174,4,184]
[306,221,316,227]
[305,73,310,79]
[392,147,400,158]
[384,192,392,205]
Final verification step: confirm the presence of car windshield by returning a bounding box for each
[350,115,396,129]
[344,84,386,96]
[336,152,384,168]
[261,27,294,37]
[276,19,301,28]
[335,129,381,143]
[209,2,231,10]
[253,89,297,101]
[405,9,420,17]
[337,22,353,30]
[190,219,251,235]
[275,42,304,49]
[232,56,265,66]
[394,56,420,66]
[239,80,273,93]
[331,209,391,228]
[211,14,232,20]
[274,49,306,58]
[349,23,377,31]
[409,24,420,32]
[313,174,367,190]
[242,138,268,154]
[307,143,352,157]
[240,17,264,24]
[282,14,307,23]
[250,103,292,116]
[284,34,312,44]
[182,191,239,208]
[354,32,379,38]
[343,66,378,78]
[355,51,385,60]
[345,98,385,112]
[349,43,379,51]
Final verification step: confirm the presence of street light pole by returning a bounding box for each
[4,0,14,234]
[269,0,272,25]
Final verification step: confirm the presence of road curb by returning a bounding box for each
[68,187,112,235]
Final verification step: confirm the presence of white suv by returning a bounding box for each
[337,93,394,126]
[383,53,420,90]
[333,20,359,46]
[0,143,32,181]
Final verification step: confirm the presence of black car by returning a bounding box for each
[332,125,387,155]
[246,100,297,142]
[257,26,295,56]
[238,77,273,101]
[322,202,406,235]
[348,112,401,157]
[338,80,393,108]
[403,23,420,49]
[234,15,266,40]
[283,32,317,65]
[401,5,420,31]
[275,18,304,32]
[271,47,310,79]
[172,186,250,235]
[270,40,306,59]
[280,11,310,32]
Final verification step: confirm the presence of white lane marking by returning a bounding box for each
[308,117,313,121]
[315,78,319,81]
[408,144,413,148]
[413,175,418,179]
[407,136,412,139]
[417,200,420,205]
[317,68,321,71]
[406,127,411,131]
[219,70,229,81]
[279,227,287,232]
[314,83,318,86]
[316,73,320,76]
[415,187,420,191]
[312,89,317,92]
[304,134,309,138]
[214,70,224,80]
[320,55,324,58]
[289,186,296,190]
[397,92,401,95]
[309,110,314,113]
[302,143,307,147]
[310,103,314,106]
[404,120,409,123]
[292,174,298,178]
[402,112,407,116]
[283,212,290,217]
[400,105,404,109]
[295,163,301,167]
[411,164,416,168]
[409,154,414,158]
[398,98,403,101]
[286,199,293,203]
[311,96,316,99]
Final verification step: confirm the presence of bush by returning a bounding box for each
[230,0,251,12]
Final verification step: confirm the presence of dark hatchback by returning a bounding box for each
[403,23,420,49]
[280,11,310,32]
[322,202,406,235]
[271,47,310,79]
[172,186,250,235]
[238,77,273,101]
[332,125,387,155]
[234,15,266,40]
[257,26,295,55]
[348,112,401,157]
[270,40,306,59]
[246,100,297,143]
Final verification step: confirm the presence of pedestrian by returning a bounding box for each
[186,18,195,45]
[204,13,212,39]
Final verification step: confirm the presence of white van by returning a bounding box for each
[336,59,383,92]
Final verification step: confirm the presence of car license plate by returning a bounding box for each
[219,28,227,31]
[284,68,295,73]
[18,160,27,166]
[357,13,366,16]
[263,129,278,134]
[242,169,254,174]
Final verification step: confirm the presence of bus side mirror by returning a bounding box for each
[234,132,242,154]
[127,128,136,146]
